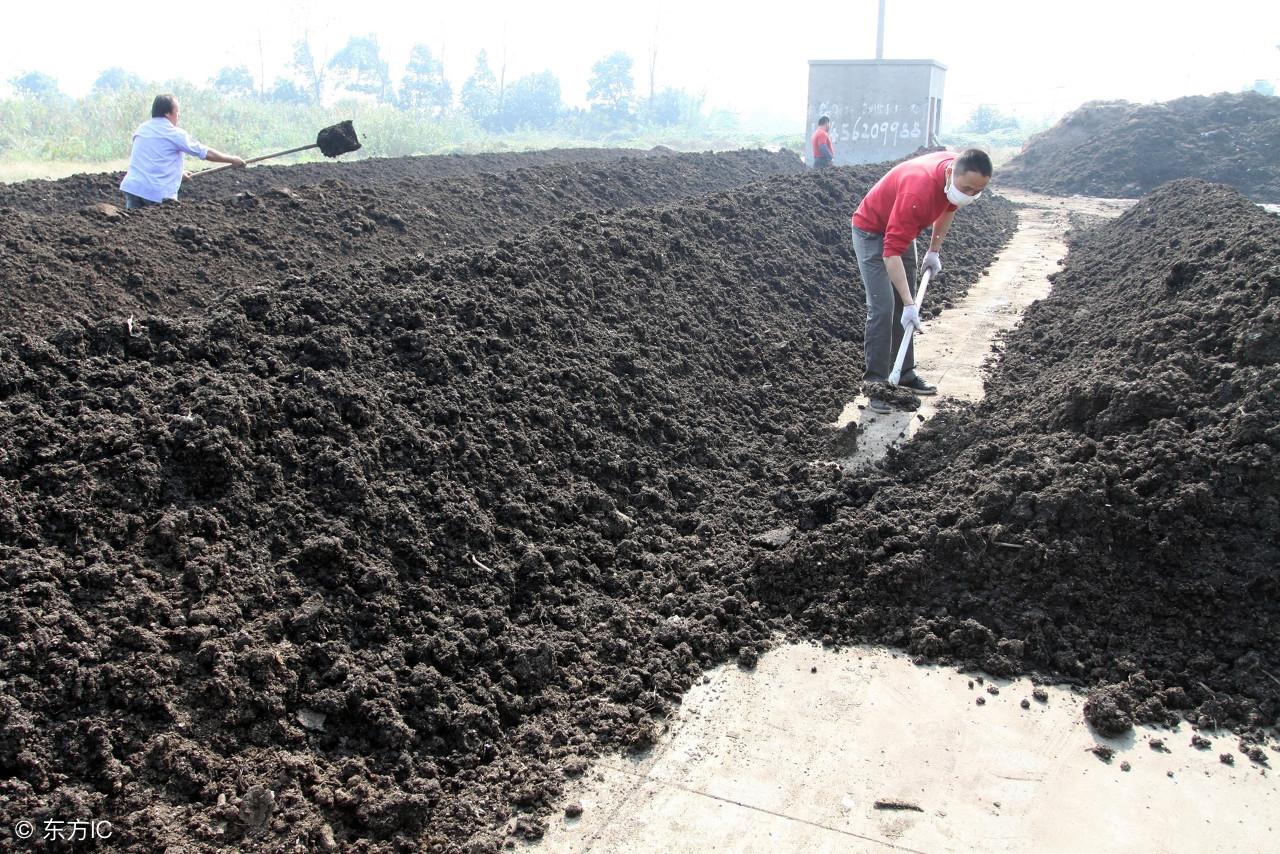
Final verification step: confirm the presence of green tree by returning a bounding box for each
[461,50,499,127]
[266,77,310,105]
[9,71,60,99]
[644,87,701,127]
[329,35,393,103]
[401,44,451,113]
[498,71,562,130]
[92,67,145,93]
[290,38,328,105]
[587,51,635,121]
[210,65,256,98]
[959,104,1019,134]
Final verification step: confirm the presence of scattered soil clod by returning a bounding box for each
[750,527,797,550]
[874,799,924,812]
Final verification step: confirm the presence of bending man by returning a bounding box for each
[850,148,992,411]
[119,94,245,209]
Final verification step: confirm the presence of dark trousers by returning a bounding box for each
[813,155,833,169]
[123,192,159,210]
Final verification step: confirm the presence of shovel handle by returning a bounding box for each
[190,142,320,178]
[888,268,932,387]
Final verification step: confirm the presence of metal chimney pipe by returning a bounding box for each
[876,0,886,59]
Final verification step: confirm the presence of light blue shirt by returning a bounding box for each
[119,117,209,202]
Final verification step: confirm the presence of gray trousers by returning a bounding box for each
[123,192,159,210]
[851,225,918,383]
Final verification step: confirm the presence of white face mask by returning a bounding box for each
[946,167,982,207]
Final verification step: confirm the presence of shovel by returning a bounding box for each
[192,120,361,178]
[888,268,932,387]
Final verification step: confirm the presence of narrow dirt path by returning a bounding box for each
[525,191,1275,853]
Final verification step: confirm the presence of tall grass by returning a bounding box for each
[0,89,799,169]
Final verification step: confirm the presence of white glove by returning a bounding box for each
[922,250,942,277]
[901,303,923,333]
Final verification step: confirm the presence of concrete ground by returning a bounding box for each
[531,645,1277,853]
[527,190,1279,852]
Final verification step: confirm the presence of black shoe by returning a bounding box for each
[867,397,892,414]
[898,375,937,395]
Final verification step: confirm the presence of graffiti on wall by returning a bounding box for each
[814,100,926,148]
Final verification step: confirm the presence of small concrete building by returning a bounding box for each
[805,59,947,166]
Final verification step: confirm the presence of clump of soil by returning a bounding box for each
[873,799,923,812]
[315,120,361,158]
[757,179,1280,743]
[1001,92,1280,202]
[1084,683,1137,736]
[0,154,1017,850]
[863,381,921,411]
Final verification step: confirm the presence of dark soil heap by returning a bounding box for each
[0,163,1016,851]
[1,149,803,332]
[0,146,686,216]
[1001,92,1280,202]
[757,179,1280,744]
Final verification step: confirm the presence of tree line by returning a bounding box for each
[7,35,708,135]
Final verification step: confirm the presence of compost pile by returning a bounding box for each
[757,179,1280,744]
[0,146,676,216]
[0,155,1016,851]
[1,149,804,332]
[1002,92,1280,202]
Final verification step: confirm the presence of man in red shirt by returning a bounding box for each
[811,116,835,169]
[851,148,993,411]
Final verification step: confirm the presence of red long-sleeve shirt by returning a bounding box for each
[852,151,957,258]
[811,126,834,160]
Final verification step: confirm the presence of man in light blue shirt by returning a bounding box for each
[119,94,245,209]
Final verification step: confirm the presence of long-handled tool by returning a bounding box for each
[192,120,361,178]
[888,268,932,387]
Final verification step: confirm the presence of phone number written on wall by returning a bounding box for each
[817,101,926,146]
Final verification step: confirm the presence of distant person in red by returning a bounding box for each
[850,148,993,411]
[811,116,835,169]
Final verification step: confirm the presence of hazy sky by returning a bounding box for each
[3,0,1278,130]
